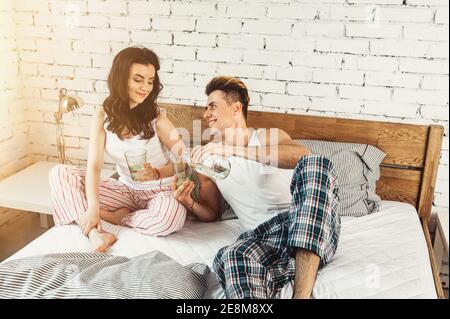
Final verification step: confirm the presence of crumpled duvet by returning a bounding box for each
[0,251,210,299]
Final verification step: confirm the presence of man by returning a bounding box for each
[181,76,341,299]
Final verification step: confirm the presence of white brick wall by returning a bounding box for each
[2,1,449,225]
[0,0,32,179]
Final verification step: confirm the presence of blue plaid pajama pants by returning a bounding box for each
[213,155,341,299]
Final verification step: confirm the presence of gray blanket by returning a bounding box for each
[0,251,210,299]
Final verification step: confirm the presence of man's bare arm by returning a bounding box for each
[231,129,310,169]
[192,128,310,169]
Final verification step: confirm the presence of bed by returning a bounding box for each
[2,103,445,299]
[4,200,437,298]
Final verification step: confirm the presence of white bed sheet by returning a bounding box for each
[3,201,436,299]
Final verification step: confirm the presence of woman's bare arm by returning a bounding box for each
[85,107,106,210]
[156,108,186,157]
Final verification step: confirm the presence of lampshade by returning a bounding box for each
[59,88,84,114]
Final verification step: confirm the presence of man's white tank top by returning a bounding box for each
[103,110,172,190]
[216,129,294,229]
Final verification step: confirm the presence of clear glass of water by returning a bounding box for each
[169,150,191,189]
[124,148,147,182]
[172,158,188,189]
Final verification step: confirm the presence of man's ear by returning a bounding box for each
[233,101,243,115]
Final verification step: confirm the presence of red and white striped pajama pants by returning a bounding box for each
[48,164,187,237]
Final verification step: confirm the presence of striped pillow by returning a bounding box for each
[296,139,386,217]
[219,195,237,221]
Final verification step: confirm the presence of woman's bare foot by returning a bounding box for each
[99,207,131,225]
[88,229,117,252]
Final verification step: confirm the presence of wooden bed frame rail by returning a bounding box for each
[161,102,445,298]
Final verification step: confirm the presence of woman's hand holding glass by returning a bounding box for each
[125,149,160,182]
[134,163,160,182]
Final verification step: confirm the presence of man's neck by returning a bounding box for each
[221,125,252,146]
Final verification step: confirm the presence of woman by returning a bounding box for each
[49,47,220,252]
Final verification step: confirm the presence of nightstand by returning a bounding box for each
[434,211,449,274]
[0,161,114,228]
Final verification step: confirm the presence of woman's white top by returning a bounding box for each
[103,111,172,190]
[216,129,294,229]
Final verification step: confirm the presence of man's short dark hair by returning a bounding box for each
[205,76,250,120]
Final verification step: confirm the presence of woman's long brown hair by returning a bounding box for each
[103,46,162,140]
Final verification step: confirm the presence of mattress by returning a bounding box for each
[3,201,437,299]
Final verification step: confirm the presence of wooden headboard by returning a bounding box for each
[161,102,444,222]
